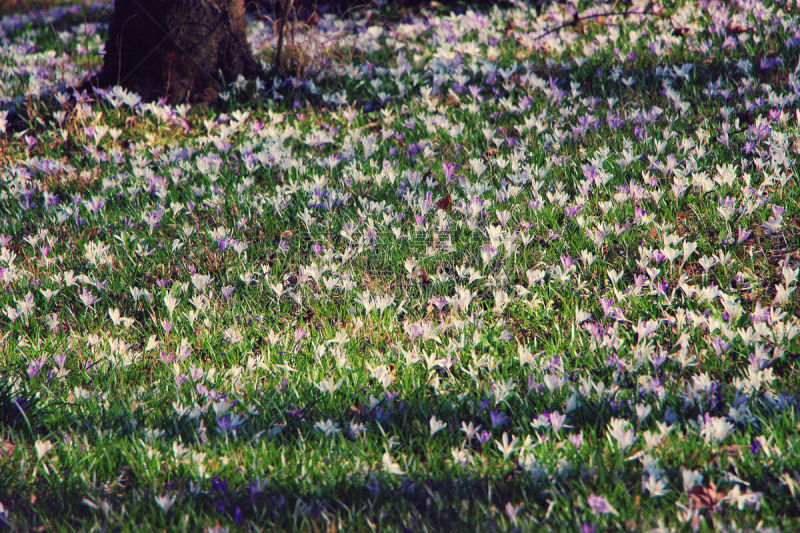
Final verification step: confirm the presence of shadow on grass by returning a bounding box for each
[4,0,797,132]
[7,375,798,529]
[8,464,552,529]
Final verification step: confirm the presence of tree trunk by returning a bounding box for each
[98,0,264,104]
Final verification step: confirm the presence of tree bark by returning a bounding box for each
[98,0,264,104]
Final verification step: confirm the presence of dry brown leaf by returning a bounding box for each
[688,481,726,511]
[436,194,452,212]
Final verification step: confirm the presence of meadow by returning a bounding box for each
[0,0,799,530]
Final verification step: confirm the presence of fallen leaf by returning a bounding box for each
[436,194,452,211]
[419,268,430,283]
[689,481,726,511]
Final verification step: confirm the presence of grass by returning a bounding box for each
[1,0,800,530]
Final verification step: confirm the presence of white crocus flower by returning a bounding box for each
[429,416,447,436]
